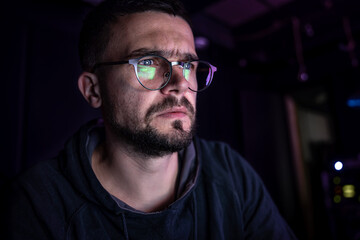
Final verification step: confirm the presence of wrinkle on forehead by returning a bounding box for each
[124,48,198,61]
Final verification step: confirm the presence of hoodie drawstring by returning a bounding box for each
[121,213,129,240]
[192,193,198,240]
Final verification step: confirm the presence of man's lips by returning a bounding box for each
[155,107,189,118]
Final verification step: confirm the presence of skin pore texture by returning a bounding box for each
[78,11,198,212]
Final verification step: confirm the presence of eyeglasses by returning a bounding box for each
[92,55,217,92]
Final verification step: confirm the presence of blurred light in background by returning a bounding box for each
[334,161,343,171]
[343,185,355,198]
[347,98,360,108]
[333,176,341,185]
[347,92,360,108]
[195,36,210,50]
[334,195,341,203]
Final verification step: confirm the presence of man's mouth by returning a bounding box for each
[145,96,195,123]
[156,107,189,119]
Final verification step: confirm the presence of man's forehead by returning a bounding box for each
[105,12,196,61]
[111,12,193,38]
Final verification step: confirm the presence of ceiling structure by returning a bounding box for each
[80,0,360,55]
[177,0,360,84]
[204,0,294,27]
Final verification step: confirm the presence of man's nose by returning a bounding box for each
[160,65,190,95]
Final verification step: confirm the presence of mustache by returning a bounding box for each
[145,96,195,121]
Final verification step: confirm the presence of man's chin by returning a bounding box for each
[134,128,193,157]
[111,120,195,157]
[152,119,192,133]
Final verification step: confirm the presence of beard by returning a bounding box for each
[103,95,196,157]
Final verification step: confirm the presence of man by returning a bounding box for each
[5,0,297,239]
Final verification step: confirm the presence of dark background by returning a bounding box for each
[2,0,360,239]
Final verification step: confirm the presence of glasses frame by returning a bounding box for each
[92,54,217,92]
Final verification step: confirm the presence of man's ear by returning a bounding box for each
[78,72,102,108]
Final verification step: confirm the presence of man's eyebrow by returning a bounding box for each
[183,53,199,61]
[126,48,198,61]
[126,48,160,58]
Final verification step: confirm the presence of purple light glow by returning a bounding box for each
[82,0,104,6]
[195,37,209,50]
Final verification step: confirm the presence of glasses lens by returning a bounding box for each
[136,56,171,90]
[184,61,213,92]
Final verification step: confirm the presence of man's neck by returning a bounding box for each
[91,136,179,213]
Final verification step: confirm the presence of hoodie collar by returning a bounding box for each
[62,119,200,215]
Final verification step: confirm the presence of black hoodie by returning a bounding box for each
[4,120,297,239]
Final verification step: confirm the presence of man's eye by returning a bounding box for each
[184,62,192,70]
[139,59,154,66]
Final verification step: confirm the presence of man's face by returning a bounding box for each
[99,11,197,156]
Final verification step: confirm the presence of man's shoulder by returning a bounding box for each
[194,137,235,154]
[8,155,86,212]
[194,137,245,164]
[194,137,256,183]
[13,157,64,190]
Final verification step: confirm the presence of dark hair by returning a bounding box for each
[79,0,190,71]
